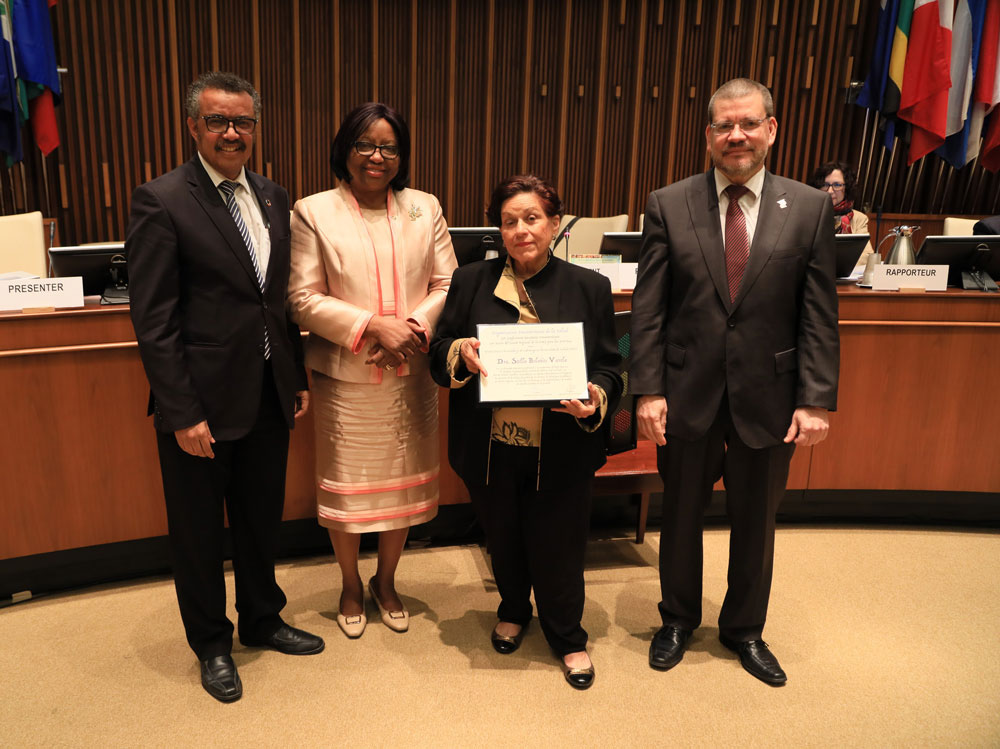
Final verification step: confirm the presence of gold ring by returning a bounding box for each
[384,364,392,370]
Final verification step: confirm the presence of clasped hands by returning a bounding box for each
[459,337,599,419]
[637,395,829,447]
[365,316,427,370]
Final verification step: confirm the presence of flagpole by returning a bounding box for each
[861,112,881,211]
[857,108,870,184]
[932,160,952,214]
[962,153,983,213]
[878,136,898,218]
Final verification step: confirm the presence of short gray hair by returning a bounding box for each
[185,71,261,119]
[708,78,774,122]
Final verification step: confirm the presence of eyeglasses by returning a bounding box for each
[822,182,846,190]
[353,141,400,159]
[708,117,768,135]
[201,115,258,134]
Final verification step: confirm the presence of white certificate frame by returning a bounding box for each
[476,322,589,407]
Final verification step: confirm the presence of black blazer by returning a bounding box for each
[429,256,622,490]
[631,170,840,449]
[126,156,307,441]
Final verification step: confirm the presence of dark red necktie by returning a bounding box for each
[724,184,750,302]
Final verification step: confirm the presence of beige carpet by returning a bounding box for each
[1,527,998,747]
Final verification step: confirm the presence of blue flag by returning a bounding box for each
[0,0,22,162]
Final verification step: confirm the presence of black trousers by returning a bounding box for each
[155,365,289,660]
[466,441,592,656]
[656,393,794,642]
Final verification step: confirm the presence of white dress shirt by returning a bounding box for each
[714,166,766,250]
[198,153,271,275]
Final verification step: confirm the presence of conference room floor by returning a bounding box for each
[1,526,998,747]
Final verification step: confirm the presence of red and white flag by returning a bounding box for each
[899,0,955,163]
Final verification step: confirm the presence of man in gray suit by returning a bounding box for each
[631,78,839,685]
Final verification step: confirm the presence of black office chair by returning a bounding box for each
[605,310,636,455]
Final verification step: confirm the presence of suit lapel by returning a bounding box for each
[688,171,732,312]
[187,157,263,293]
[734,172,790,307]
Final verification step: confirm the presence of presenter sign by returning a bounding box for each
[0,276,84,311]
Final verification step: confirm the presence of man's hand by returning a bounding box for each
[783,406,830,446]
[294,390,310,419]
[637,394,667,446]
[175,420,215,458]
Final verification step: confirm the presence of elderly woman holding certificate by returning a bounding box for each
[429,174,622,690]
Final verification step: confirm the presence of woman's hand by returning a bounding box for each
[552,381,600,419]
[459,337,488,377]
[365,316,422,362]
[364,343,404,369]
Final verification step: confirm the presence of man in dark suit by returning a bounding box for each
[631,78,839,685]
[127,71,323,703]
[973,215,1000,234]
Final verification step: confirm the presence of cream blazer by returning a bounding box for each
[288,184,456,383]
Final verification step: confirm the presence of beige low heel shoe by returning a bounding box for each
[368,577,408,632]
[336,611,367,639]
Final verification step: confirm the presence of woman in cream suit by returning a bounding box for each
[288,102,456,638]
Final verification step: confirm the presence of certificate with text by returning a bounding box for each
[476,322,589,407]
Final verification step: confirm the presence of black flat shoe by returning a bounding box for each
[200,655,242,703]
[245,624,325,655]
[491,622,526,654]
[649,625,693,671]
[719,635,787,686]
[561,659,595,690]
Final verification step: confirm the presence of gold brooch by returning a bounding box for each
[407,204,423,221]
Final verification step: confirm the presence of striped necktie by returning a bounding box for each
[219,180,270,359]
[724,184,750,303]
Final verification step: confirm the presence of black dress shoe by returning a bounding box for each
[491,622,526,654]
[649,625,692,671]
[719,635,787,685]
[246,624,325,655]
[200,655,242,703]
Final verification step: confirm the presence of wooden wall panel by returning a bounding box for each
[413,0,450,213]
[486,2,528,200]
[6,0,942,247]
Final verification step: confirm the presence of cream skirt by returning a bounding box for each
[311,370,439,533]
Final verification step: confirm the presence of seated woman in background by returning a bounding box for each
[810,160,873,269]
[429,174,622,691]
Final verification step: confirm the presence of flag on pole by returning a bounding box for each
[883,0,917,149]
[11,0,60,157]
[935,0,986,167]
[857,0,903,148]
[976,1,1000,169]
[898,0,954,164]
[0,0,21,163]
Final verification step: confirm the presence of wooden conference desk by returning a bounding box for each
[1,287,998,570]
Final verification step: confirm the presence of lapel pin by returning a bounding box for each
[265,198,272,206]
[777,198,787,209]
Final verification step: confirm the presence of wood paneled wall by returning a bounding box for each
[2,0,888,244]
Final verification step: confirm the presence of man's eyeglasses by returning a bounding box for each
[822,182,846,190]
[202,115,258,134]
[353,141,400,159]
[708,117,767,135]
